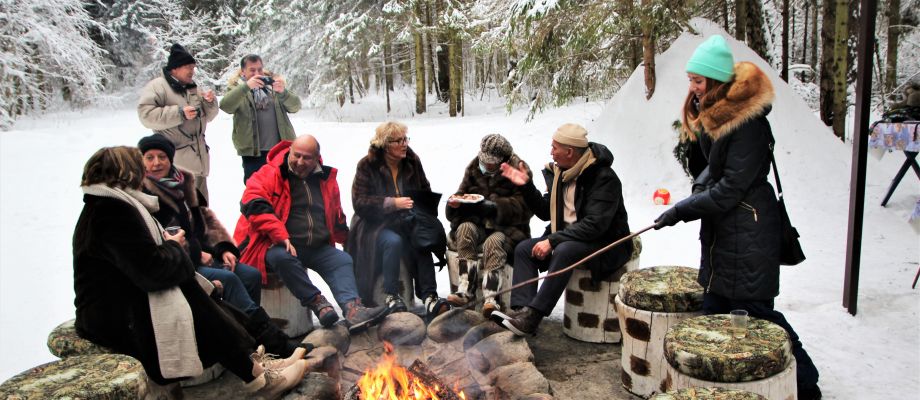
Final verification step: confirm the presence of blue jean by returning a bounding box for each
[197,262,262,315]
[702,292,820,392]
[264,244,360,308]
[376,228,437,300]
[510,237,596,315]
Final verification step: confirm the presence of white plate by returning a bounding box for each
[450,194,484,204]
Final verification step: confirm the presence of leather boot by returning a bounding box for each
[501,306,542,337]
[307,294,339,328]
[248,307,300,358]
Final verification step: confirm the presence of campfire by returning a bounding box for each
[345,342,466,400]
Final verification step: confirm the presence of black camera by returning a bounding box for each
[259,76,275,86]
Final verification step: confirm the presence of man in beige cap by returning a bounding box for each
[495,123,632,336]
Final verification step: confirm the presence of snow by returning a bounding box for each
[1,19,918,398]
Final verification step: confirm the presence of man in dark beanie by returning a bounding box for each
[138,43,218,202]
[445,134,533,317]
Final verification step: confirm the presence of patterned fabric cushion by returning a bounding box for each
[0,354,145,399]
[663,315,792,382]
[47,319,112,358]
[618,266,703,312]
[651,387,767,400]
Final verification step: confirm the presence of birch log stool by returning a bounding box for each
[446,250,513,311]
[371,260,416,308]
[615,266,704,397]
[662,315,797,399]
[262,271,315,337]
[0,354,147,399]
[562,236,642,343]
[651,387,768,400]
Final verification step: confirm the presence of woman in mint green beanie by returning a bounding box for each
[656,35,823,400]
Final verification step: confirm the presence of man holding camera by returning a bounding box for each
[220,54,302,183]
[138,43,217,202]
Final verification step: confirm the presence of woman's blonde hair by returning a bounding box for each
[81,146,145,189]
[370,121,408,148]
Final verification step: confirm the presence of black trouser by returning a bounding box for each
[242,151,271,184]
[510,237,596,315]
[703,292,820,392]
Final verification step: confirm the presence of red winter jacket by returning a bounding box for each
[234,141,349,283]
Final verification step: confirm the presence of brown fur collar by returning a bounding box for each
[696,62,775,140]
[141,168,198,214]
[226,69,277,89]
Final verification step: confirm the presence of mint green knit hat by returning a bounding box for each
[686,35,735,82]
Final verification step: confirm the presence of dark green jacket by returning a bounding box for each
[219,72,301,157]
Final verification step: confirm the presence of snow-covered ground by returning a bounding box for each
[1,20,917,398]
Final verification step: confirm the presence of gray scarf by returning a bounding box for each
[82,184,205,379]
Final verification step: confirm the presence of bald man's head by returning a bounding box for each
[288,134,321,178]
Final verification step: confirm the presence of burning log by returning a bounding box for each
[343,343,465,400]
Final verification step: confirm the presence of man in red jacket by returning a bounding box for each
[236,135,386,332]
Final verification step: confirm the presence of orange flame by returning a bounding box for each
[356,342,466,400]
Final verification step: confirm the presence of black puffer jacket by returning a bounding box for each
[673,62,781,301]
[521,142,632,282]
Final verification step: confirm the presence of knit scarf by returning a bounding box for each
[547,148,596,233]
[147,167,186,202]
[81,184,204,379]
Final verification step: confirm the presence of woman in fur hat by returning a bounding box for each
[73,146,307,398]
[654,35,821,399]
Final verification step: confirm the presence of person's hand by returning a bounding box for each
[282,238,297,257]
[500,161,530,186]
[654,207,681,230]
[272,77,285,93]
[200,251,214,266]
[246,75,265,90]
[531,239,552,260]
[201,90,216,103]
[182,106,198,120]
[447,197,461,208]
[394,197,414,210]
[164,228,186,246]
[211,280,224,298]
[222,251,238,271]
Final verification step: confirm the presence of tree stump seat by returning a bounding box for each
[650,387,768,400]
[616,266,704,398]
[446,249,512,311]
[370,259,417,308]
[562,236,641,343]
[662,315,796,399]
[262,271,315,337]
[0,353,147,399]
[47,319,112,358]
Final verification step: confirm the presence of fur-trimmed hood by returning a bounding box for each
[694,62,775,140]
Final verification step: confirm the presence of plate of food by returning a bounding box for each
[449,193,485,204]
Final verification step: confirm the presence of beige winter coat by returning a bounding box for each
[137,73,219,177]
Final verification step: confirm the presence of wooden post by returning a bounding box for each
[843,0,878,316]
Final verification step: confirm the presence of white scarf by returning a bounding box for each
[82,184,204,379]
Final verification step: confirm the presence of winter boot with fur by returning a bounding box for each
[243,356,308,400]
[447,258,479,307]
[480,267,504,317]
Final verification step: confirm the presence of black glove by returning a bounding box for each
[654,207,681,230]
[477,200,497,218]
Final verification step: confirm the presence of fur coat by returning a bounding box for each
[672,61,782,301]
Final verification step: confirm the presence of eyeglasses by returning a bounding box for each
[388,137,410,145]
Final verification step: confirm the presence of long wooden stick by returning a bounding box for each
[462,224,656,310]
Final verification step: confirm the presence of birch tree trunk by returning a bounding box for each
[448,36,459,117]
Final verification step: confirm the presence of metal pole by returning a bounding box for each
[843,0,878,316]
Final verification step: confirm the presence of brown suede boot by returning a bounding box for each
[243,359,308,400]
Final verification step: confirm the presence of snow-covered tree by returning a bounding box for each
[0,0,106,129]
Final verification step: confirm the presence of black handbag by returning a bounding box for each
[769,147,806,266]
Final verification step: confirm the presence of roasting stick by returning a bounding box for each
[460,223,656,311]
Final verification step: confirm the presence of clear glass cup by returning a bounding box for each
[730,309,749,339]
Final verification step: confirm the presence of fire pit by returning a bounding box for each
[343,343,466,400]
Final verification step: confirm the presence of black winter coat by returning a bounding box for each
[73,195,252,384]
[521,142,632,282]
[674,62,781,301]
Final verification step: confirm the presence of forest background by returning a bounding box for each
[2,0,919,136]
